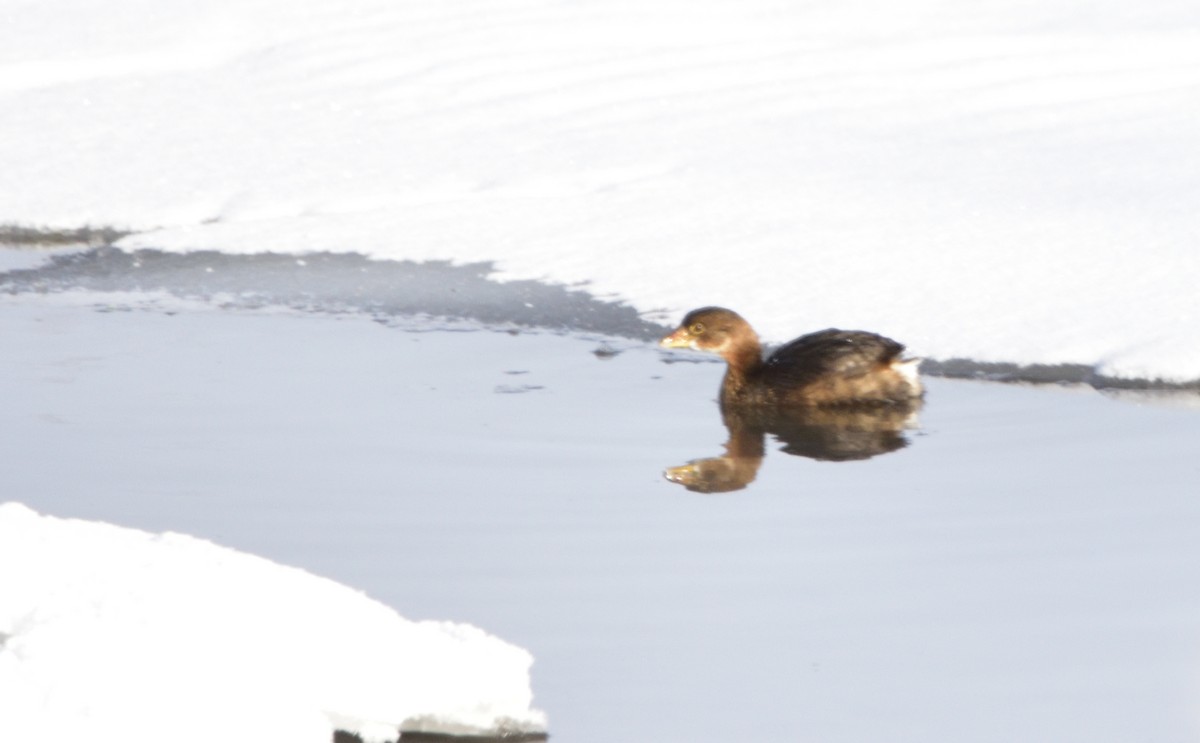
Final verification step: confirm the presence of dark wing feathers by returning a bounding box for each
[760,329,905,387]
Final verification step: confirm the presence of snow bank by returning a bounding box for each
[0,503,545,743]
[1,0,1198,382]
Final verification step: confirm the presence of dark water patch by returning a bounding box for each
[334,732,547,743]
[0,247,665,340]
[0,224,130,247]
[921,358,1200,392]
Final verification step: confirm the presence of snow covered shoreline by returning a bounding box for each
[3,0,1198,384]
[0,503,547,743]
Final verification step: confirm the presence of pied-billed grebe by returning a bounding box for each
[660,307,922,406]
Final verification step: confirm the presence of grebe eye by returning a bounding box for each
[689,322,705,335]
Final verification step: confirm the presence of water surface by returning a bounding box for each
[5,296,1200,742]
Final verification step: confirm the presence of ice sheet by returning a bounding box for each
[1,0,1198,381]
[0,501,545,743]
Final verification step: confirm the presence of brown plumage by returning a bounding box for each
[660,306,922,407]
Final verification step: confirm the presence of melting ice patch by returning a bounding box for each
[0,503,546,743]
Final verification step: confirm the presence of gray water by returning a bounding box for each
[5,247,1200,742]
[0,245,664,340]
[5,244,1197,390]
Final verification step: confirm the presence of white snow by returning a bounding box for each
[0,502,546,743]
[1,0,1198,382]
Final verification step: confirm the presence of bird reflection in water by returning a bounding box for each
[664,401,922,493]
